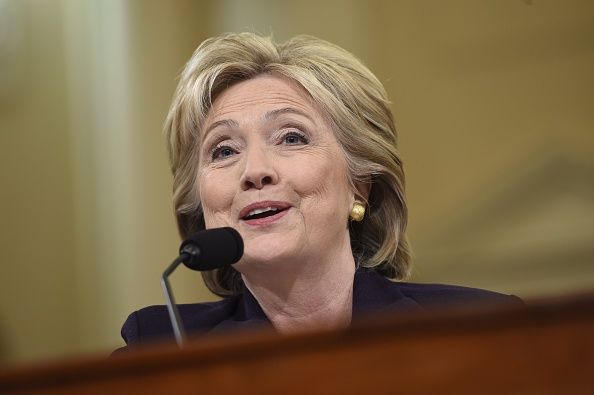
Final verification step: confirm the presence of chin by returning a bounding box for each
[248,243,297,264]
[237,233,303,269]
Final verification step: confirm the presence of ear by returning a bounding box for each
[353,179,371,204]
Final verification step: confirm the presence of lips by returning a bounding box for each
[240,201,292,224]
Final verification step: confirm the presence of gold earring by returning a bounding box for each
[350,201,365,222]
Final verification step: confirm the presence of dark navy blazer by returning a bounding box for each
[118,269,521,348]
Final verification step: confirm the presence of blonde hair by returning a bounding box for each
[164,32,412,296]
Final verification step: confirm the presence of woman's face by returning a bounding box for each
[198,74,355,270]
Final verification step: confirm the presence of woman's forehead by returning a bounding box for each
[204,74,318,123]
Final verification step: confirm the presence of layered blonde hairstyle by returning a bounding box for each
[164,32,412,296]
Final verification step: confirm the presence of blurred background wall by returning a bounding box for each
[0,0,592,365]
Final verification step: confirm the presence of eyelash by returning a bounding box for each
[210,145,237,161]
[281,129,309,145]
[209,129,310,162]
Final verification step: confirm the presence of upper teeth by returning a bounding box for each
[247,207,278,217]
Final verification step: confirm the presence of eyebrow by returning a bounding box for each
[203,119,239,140]
[203,107,314,140]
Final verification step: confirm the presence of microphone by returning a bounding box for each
[180,227,244,270]
[161,227,244,347]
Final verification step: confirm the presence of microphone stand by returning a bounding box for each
[159,230,240,348]
[160,254,189,347]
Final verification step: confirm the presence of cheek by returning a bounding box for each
[290,150,352,215]
[198,169,236,225]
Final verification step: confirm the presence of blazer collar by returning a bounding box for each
[351,269,425,320]
[207,269,424,335]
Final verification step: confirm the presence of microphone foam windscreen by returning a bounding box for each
[179,227,244,271]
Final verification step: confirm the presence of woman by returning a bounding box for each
[119,33,520,346]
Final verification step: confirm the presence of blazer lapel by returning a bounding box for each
[206,285,272,335]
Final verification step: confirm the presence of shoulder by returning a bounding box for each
[352,269,522,317]
[119,297,240,347]
[394,281,523,309]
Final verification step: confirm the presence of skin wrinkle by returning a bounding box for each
[197,74,357,332]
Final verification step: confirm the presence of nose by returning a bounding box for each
[240,146,279,190]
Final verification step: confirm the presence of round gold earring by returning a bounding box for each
[350,201,365,222]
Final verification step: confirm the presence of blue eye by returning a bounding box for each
[211,146,236,161]
[283,131,309,145]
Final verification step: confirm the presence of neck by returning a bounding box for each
[241,237,356,334]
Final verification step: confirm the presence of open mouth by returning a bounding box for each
[242,206,290,221]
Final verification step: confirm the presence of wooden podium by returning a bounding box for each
[1,293,593,394]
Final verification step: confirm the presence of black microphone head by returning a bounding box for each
[179,227,243,271]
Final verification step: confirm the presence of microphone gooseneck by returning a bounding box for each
[160,254,190,346]
[161,227,244,347]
